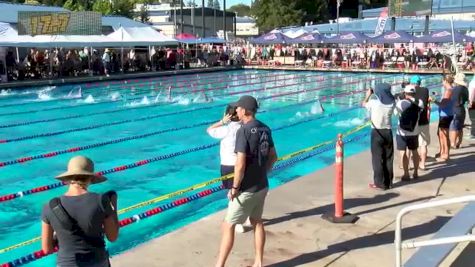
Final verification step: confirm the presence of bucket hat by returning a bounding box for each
[56,156,107,184]
[454,73,467,87]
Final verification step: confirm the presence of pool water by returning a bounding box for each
[0,70,444,266]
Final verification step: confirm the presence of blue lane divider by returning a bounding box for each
[0,75,376,142]
[0,106,364,202]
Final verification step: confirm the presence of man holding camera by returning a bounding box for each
[362,83,395,190]
[395,85,424,180]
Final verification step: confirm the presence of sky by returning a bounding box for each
[226,0,252,7]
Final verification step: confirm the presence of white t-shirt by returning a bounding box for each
[207,121,241,166]
[394,97,424,136]
[468,76,475,105]
[365,99,394,129]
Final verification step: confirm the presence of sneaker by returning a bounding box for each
[235,224,245,233]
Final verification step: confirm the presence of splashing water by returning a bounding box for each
[36,86,57,101]
[334,118,365,128]
[174,95,191,105]
[109,92,122,101]
[310,100,324,114]
[0,89,12,96]
[66,86,82,99]
[81,95,95,103]
[125,96,151,107]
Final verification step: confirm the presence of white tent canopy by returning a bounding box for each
[0,23,118,47]
[107,26,178,46]
[0,23,178,47]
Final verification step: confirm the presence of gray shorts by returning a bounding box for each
[225,188,268,225]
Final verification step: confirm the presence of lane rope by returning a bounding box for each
[0,104,365,203]
[0,122,371,258]
[0,71,329,117]
[0,75,376,143]
[0,72,335,128]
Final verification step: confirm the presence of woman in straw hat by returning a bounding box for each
[41,156,119,267]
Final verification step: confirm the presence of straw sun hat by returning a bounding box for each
[454,73,467,87]
[56,156,107,184]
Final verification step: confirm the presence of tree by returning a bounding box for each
[251,0,303,32]
[186,0,197,7]
[227,3,250,17]
[92,0,112,15]
[63,0,85,11]
[207,0,213,8]
[251,0,331,31]
[110,0,135,18]
[137,3,150,23]
[213,0,219,10]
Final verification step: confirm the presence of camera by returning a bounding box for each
[225,105,239,122]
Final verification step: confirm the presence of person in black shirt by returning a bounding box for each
[411,75,430,169]
[449,73,469,148]
[215,95,277,267]
[41,156,119,267]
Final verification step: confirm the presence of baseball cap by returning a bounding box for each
[404,84,416,94]
[410,75,422,85]
[233,95,259,112]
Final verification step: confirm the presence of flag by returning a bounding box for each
[374,7,389,36]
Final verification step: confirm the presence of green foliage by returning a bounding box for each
[137,3,150,22]
[207,0,213,7]
[110,0,135,18]
[186,0,197,7]
[227,3,251,17]
[92,0,112,15]
[251,0,333,32]
[251,0,303,32]
[213,0,219,10]
[63,0,85,11]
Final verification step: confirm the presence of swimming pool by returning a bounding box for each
[0,70,444,266]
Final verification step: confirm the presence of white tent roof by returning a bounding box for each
[0,23,118,47]
[107,26,178,46]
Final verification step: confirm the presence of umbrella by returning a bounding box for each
[370,31,415,44]
[322,32,369,44]
[416,30,473,43]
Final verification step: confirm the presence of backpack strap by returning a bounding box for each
[48,197,105,248]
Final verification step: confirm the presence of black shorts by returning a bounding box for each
[220,165,234,189]
[439,116,454,129]
[450,115,465,131]
[396,135,419,151]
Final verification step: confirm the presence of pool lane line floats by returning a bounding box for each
[0,124,369,261]
[0,71,329,117]
[0,105,364,203]
[0,74,372,141]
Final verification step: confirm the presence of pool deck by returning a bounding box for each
[0,66,241,90]
[2,65,472,90]
[245,65,474,76]
[111,124,475,267]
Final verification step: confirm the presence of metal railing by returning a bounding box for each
[395,195,475,267]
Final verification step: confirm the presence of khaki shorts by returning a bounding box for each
[225,188,268,225]
[418,124,430,146]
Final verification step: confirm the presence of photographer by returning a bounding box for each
[41,156,119,267]
[362,83,395,190]
[394,85,424,181]
[206,104,246,232]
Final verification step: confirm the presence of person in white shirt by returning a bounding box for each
[468,72,475,139]
[362,83,395,190]
[207,104,247,232]
[394,85,424,181]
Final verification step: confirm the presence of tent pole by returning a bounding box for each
[49,46,53,78]
[15,47,19,63]
[121,46,124,73]
[89,46,93,76]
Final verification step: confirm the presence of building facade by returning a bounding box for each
[135,3,235,38]
[236,16,259,37]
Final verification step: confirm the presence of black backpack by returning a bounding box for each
[399,100,421,132]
